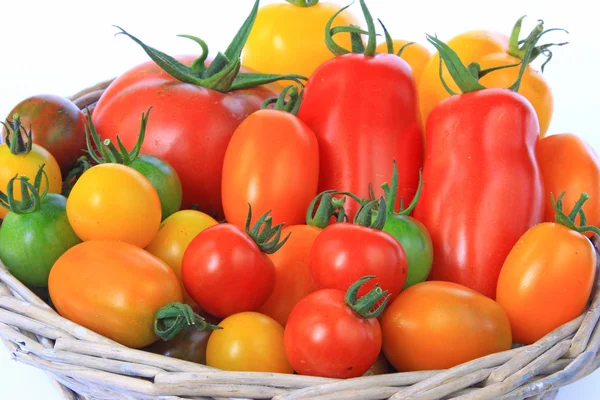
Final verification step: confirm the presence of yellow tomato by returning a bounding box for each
[0,143,62,220]
[242,1,360,81]
[418,30,508,129]
[66,164,162,248]
[145,210,218,305]
[376,40,431,85]
[206,312,294,374]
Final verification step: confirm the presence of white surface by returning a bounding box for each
[0,0,599,399]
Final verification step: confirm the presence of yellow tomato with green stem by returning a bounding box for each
[146,210,219,306]
[242,0,361,82]
[418,17,566,137]
[0,114,62,219]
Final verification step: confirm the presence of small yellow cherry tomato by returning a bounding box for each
[146,209,218,305]
[66,164,161,248]
[206,312,294,374]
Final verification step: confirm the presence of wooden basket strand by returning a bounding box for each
[0,81,598,400]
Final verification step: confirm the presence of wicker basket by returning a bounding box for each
[1,81,599,400]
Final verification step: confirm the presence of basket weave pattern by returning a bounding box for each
[0,82,599,400]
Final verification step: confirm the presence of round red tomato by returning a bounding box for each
[181,213,282,319]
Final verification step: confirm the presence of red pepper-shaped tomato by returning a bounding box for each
[222,86,319,228]
[297,0,423,220]
[413,35,544,299]
[92,1,304,218]
[284,276,387,378]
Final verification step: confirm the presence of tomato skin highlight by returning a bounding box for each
[0,194,81,288]
[222,109,319,228]
[181,223,276,319]
[92,56,276,218]
[66,163,162,248]
[206,312,293,374]
[381,281,512,372]
[496,223,596,345]
[243,1,359,83]
[48,240,183,348]
[413,88,544,299]
[259,224,320,326]
[284,288,382,378]
[4,94,87,173]
[297,53,423,220]
[537,133,600,233]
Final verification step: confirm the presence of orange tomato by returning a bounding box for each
[375,40,431,85]
[536,134,600,234]
[48,240,183,348]
[221,108,319,228]
[145,210,218,306]
[66,163,162,248]
[381,281,512,372]
[259,224,320,326]
[496,221,596,345]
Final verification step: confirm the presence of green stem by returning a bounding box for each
[551,192,600,236]
[285,0,319,6]
[262,85,303,115]
[325,0,378,57]
[245,205,291,254]
[354,197,386,230]
[0,165,48,215]
[345,276,390,319]
[1,114,33,155]
[154,303,221,341]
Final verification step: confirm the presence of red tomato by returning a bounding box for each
[284,276,385,378]
[222,106,319,228]
[537,133,600,235]
[181,210,285,319]
[309,217,408,305]
[296,2,423,220]
[413,36,543,299]
[259,224,321,326]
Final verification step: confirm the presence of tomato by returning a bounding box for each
[181,208,285,318]
[66,163,162,248]
[222,88,319,228]
[3,94,86,173]
[259,225,320,326]
[381,281,512,372]
[297,1,423,220]
[537,134,600,234]
[242,0,360,81]
[0,170,81,288]
[92,2,304,218]
[418,18,566,137]
[310,198,408,305]
[0,114,62,220]
[375,41,431,85]
[206,312,292,373]
[48,240,183,348]
[413,36,544,299]
[284,276,385,378]
[496,193,597,345]
[145,210,218,306]
[85,110,183,221]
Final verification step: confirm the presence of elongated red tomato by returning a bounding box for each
[222,89,319,228]
[297,1,423,220]
[413,35,544,299]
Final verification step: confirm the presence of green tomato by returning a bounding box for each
[129,154,183,220]
[0,194,82,288]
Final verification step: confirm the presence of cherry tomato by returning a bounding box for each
[0,115,62,220]
[66,164,162,248]
[181,209,283,318]
[206,312,293,373]
[48,240,183,348]
[259,224,320,326]
[496,193,597,344]
[284,276,385,378]
[537,133,600,236]
[146,210,218,306]
[381,281,512,372]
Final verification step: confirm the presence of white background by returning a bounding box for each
[0,0,598,398]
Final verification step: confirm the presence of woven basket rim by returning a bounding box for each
[0,80,598,400]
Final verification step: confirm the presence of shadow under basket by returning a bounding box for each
[1,81,600,400]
